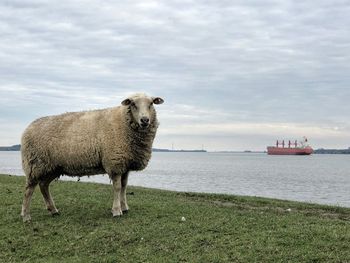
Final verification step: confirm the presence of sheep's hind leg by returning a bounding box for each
[121,172,129,214]
[111,175,123,217]
[21,180,38,223]
[39,175,59,216]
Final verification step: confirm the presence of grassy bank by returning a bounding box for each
[0,175,349,262]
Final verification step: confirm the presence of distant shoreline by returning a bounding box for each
[152,148,207,153]
[0,145,21,151]
[1,145,350,154]
[313,148,350,154]
[0,145,208,153]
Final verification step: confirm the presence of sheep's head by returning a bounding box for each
[122,93,164,130]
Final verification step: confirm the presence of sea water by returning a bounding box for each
[1,151,349,207]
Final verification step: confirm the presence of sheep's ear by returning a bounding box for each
[153,97,164,105]
[121,98,132,106]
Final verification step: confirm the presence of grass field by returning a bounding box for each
[0,174,349,262]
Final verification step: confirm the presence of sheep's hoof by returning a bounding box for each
[22,214,31,223]
[112,209,123,218]
[51,211,60,217]
[122,210,129,214]
[113,214,122,218]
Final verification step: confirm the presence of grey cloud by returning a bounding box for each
[0,0,349,149]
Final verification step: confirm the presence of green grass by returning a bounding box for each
[0,174,349,263]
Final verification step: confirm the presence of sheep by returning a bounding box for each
[20,93,164,222]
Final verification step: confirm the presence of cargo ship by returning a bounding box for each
[267,137,313,155]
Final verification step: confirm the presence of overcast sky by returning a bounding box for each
[0,0,349,151]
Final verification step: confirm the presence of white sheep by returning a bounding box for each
[20,93,164,222]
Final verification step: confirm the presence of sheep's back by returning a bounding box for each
[21,109,112,176]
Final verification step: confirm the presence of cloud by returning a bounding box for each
[0,0,349,149]
[159,121,348,138]
[159,103,350,141]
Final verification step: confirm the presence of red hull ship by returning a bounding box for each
[267,137,313,155]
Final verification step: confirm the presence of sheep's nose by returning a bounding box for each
[141,117,149,124]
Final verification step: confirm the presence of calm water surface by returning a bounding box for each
[1,151,349,207]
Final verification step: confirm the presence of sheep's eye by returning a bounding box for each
[131,103,137,109]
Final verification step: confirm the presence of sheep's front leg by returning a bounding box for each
[111,175,123,217]
[121,172,129,213]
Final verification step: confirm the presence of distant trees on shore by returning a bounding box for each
[313,148,350,154]
[0,144,21,151]
[0,145,207,152]
[1,145,349,154]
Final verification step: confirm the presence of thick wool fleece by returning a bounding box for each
[21,104,158,183]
